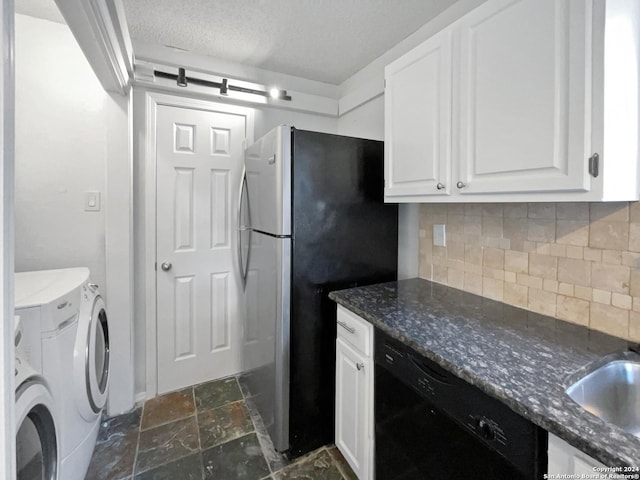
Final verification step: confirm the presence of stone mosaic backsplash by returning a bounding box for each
[418,202,640,342]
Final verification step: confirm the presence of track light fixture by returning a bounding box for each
[177,68,187,87]
[154,68,292,101]
[269,88,288,99]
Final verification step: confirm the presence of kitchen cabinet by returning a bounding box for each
[335,306,373,480]
[385,0,640,202]
[384,28,452,198]
[548,433,607,475]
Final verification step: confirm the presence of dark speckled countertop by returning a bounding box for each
[328,278,640,468]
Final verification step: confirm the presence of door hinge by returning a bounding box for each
[155,262,157,271]
[588,153,600,178]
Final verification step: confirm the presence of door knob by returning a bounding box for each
[456,181,466,189]
[161,262,172,271]
[356,363,365,371]
[436,183,445,190]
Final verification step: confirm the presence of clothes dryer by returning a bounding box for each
[15,312,60,480]
[15,268,108,480]
[63,278,110,479]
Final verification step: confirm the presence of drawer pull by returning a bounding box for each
[57,316,76,331]
[356,363,364,371]
[337,320,356,334]
[57,301,68,310]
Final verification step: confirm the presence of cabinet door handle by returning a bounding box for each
[456,181,466,189]
[436,182,445,190]
[337,320,356,334]
[588,153,600,178]
[356,363,365,371]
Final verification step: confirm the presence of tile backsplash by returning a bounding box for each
[418,202,640,342]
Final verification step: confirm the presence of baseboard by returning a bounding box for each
[134,391,147,406]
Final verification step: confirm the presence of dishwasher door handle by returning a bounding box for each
[409,354,451,384]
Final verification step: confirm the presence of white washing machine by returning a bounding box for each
[15,314,60,480]
[68,277,110,476]
[15,268,110,480]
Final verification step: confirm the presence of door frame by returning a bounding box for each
[0,0,14,476]
[142,90,254,399]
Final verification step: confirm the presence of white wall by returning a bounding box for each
[254,106,337,138]
[336,95,384,141]
[14,14,108,290]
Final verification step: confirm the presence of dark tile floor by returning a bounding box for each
[86,375,357,480]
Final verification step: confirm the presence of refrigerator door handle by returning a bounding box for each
[237,169,251,290]
[237,170,252,289]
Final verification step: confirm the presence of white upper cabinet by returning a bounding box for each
[384,0,640,202]
[456,0,590,195]
[385,29,453,198]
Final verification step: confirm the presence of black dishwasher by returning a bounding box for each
[375,329,547,479]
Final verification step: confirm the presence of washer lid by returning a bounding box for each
[15,268,90,309]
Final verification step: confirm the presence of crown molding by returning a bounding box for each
[55,0,133,94]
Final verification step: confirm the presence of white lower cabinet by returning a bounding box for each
[335,306,374,480]
[548,433,606,475]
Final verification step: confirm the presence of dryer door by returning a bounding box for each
[75,294,110,419]
[16,380,58,480]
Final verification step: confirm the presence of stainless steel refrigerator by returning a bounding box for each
[238,125,398,457]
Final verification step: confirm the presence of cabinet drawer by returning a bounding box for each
[336,306,372,356]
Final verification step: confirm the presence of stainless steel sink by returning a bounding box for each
[566,359,640,437]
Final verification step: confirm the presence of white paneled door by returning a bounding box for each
[156,104,246,394]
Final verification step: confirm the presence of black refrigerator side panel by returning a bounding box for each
[289,129,398,457]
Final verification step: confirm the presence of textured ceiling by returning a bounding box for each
[15,0,65,24]
[122,0,459,85]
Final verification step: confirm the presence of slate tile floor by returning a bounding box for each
[87,375,357,480]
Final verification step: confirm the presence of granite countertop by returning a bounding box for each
[328,278,640,468]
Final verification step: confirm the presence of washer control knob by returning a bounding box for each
[477,418,495,441]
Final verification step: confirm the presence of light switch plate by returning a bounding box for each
[85,191,101,212]
[433,224,446,247]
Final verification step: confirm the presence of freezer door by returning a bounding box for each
[244,125,291,236]
[241,232,291,452]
